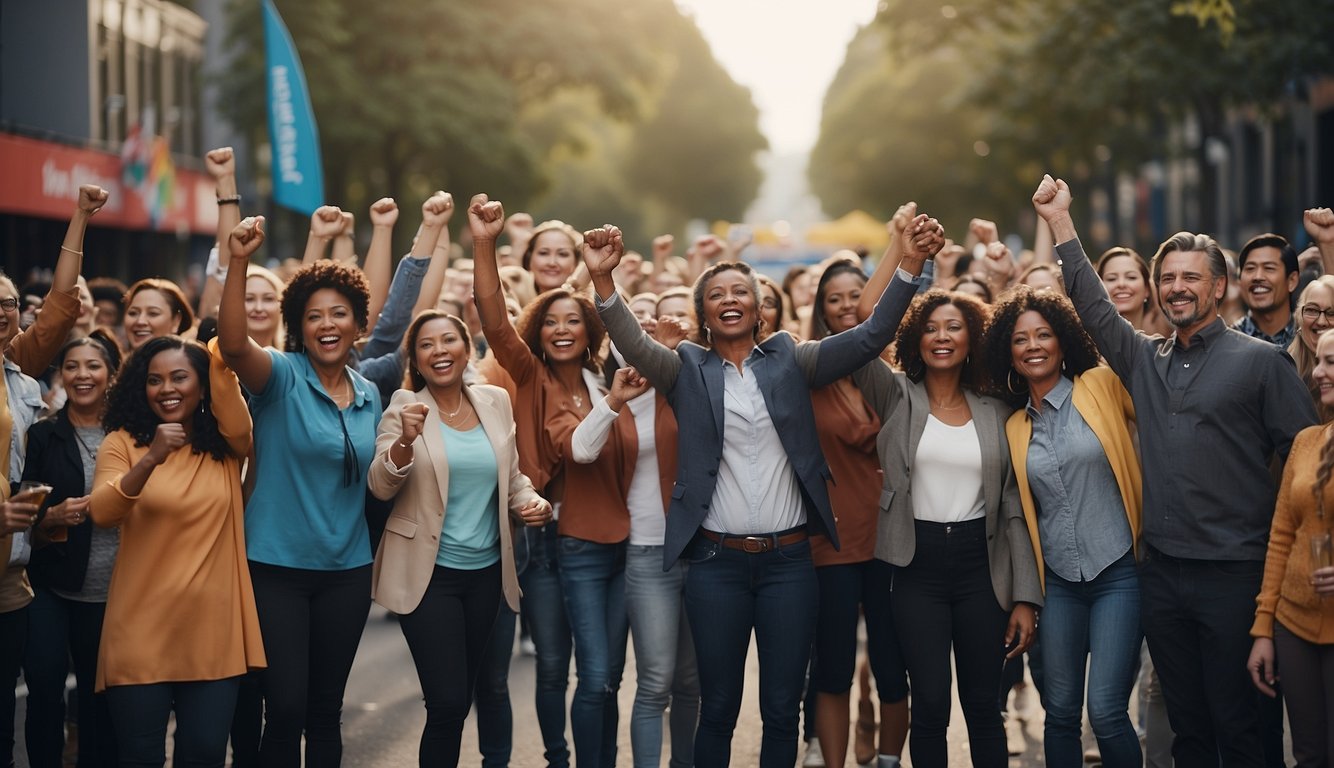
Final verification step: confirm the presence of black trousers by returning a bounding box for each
[105,678,241,768]
[1140,547,1266,768]
[1,606,27,768]
[398,562,502,767]
[249,562,371,768]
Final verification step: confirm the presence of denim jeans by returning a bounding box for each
[475,606,516,767]
[106,678,241,768]
[684,533,819,768]
[517,522,572,768]
[1040,551,1143,768]
[558,536,629,768]
[625,545,699,768]
[23,587,117,768]
[1140,547,1267,768]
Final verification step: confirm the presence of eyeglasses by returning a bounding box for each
[0,298,18,312]
[1301,304,1334,322]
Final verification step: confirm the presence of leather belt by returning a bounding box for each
[700,528,808,554]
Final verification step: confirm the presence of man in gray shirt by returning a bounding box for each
[1033,175,1316,768]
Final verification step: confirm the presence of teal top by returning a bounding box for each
[244,349,380,570]
[437,423,500,569]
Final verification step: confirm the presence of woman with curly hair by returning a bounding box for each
[22,330,122,768]
[472,196,632,768]
[89,333,263,766]
[980,286,1142,767]
[218,217,382,767]
[121,279,194,352]
[1248,328,1334,768]
[850,270,1042,767]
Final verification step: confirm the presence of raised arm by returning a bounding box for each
[1305,208,1334,277]
[362,198,398,335]
[470,195,537,382]
[1033,174,1145,380]
[332,211,357,263]
[858,202,915,322]
[207,338,253,458]
[806,214,939,388]
[302,206,345,264]
[9,184,107,376]
[361,198,450,360]
[585,225,682,391]
[410,191,454,318]
[217,217,274,392]
[196,148,242,320]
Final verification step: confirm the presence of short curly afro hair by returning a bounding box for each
[280,261,371,354]
[981,285,1102,408]
[514,288,605,374]
[103,335,232,461]
[893,289,990,391]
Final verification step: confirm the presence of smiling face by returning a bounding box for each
[528,230,578,293]
[919,303,970,374]
[124,288,181,351]
[245,275,282,342]
[301,287,360,368]
[62,343,111,412]
[0,277,19,350]
[1010,309,1064,394]
[1157,250,1224,332]
[1100,255,1149,316]
[759,282,781,335]
[1240,246,1296,315]
[145,348,202,425]
[701,268,759,344]
[1300,282,1334,352]
[539,297,590,364]
[820,271,864,335]
[413,317,469,391]
[1313,331,1334,408]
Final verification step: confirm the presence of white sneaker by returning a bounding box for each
[803,737,827,768]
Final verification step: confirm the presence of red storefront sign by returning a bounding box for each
[0,133,216,235]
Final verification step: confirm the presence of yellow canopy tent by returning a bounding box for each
[804,210,889,250]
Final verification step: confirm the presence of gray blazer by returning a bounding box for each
[599,274,918,569]
[852,362,1043,610]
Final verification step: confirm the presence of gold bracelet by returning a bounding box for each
[60,245,82,256]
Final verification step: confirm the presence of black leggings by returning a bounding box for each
[398,562,503,767]
[249,562,371,768]
[105,678,241,768]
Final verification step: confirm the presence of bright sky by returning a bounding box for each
[674,0,880,155]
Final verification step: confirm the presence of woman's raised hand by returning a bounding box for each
[609,367,651,409]
[369,198,399,228]
[582,225,625,278]
[1032,174,1073,223]
[422,191,454,228]
[204,147,236,180]
[228,216,266,262]
[468,194,505,243]
[399,402,429,445]
[77,184,110,216]
[904,214,945,260]
[310,206,344,239]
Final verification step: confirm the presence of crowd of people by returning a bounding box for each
[3,147,1334,768]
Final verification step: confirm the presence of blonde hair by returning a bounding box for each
[246,264,287,350]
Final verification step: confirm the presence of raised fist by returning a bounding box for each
[310,206,345,239]
[888,202,918,238]
[652,234,675,261]
[609,367,651,406]
[78,185,109,215]
[581,225,625,277]
[228,216,266,261]
[468,194,505,242]
[399,401,429,445]
[969,218,999,245]
[422,191,454,228]
[205,147,236,180]
[147,423,190,465]
[1305,208,1334,245]
[1032,174,1073,222]
[369,198,399,228]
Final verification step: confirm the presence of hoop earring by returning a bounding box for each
[1007,368,1028,395]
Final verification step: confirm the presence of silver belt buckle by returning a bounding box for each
[741,536,769,553]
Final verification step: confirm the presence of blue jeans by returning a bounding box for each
[1040,551,1143,768]
[625,545,699,768]
[518,522,572,768]
[475,606,515,767]
[684,532,819,768]
[558,536,629,768]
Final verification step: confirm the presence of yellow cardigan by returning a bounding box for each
[1006,366,1143,592]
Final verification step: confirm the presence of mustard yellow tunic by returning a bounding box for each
[89,340,266,690]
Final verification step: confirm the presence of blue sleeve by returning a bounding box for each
[356,349,405,408]
[247,348,296,407]
[363,255,430,360]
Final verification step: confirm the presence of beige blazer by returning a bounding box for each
[368,384,543,614]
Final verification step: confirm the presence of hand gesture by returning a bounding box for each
[692,235,727,263]
[369,198,399,228]
[205,147,236,180]
[1004,603,1037,660]
[146,423,189,465]
[78,185,110,216]
[652,234,675,262]
[969,218,999,245]
[904,214,945,260]
[609,367,652,406]
[977,240,1016,284]
[1032,174,1073,223]
[1305,208,1334,245]
[399,402,429,445]
[422,191,454,228]
[468,194,505,242]
[515,497,553,528]
[505,212,534,242]
[339,211,355,237]
[581,225,625,277]
[888,202,918,239]
[228,217,266,262]
[310,206,344,239]
[1248,637,1279,698]
[1,492,40,534]
[727,224,754,256]
[653,315,689,349]
[41,495,91,529]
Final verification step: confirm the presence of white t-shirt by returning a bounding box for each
[911,415,986,523]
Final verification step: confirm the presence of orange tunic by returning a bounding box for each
[810,378,882,566]
[89,341,266,690]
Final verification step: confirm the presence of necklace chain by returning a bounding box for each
[930,398,967,411]
[442,391,465,420]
